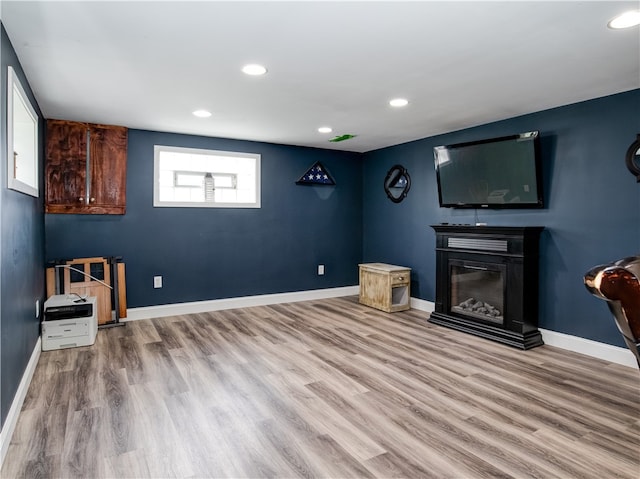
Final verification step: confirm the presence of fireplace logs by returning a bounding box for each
[453,297,503,322]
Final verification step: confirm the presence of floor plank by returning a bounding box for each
[2,296,638,478]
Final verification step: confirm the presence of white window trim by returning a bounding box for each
[153,145,261,208]
[7,66,39,197]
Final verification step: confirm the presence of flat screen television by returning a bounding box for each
[434,131,543,209]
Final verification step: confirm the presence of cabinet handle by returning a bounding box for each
[78,197,83,202]
[397,276,404,281]
[90,197,95,203]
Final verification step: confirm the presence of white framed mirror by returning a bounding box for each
[7,66,39,197]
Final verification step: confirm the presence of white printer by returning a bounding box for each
[42,295,98,351]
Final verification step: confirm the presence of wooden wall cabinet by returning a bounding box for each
[46,119,127,214]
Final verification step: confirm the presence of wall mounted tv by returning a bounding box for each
[434,131,543,209]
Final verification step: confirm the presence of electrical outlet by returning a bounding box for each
[318,264,325,276]
[154,276,163,288]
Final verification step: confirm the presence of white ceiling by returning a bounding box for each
[2,1,639,153]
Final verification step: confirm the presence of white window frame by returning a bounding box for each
[7,66,39,197]
[153,145,261,208]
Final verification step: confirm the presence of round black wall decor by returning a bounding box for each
[384,165,411,203]
[625,134,640,183]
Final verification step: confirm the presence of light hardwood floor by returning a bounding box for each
[2,296,639,478]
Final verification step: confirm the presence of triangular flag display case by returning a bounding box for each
[296,161,336,186]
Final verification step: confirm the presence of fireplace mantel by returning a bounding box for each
[430,224,544,349]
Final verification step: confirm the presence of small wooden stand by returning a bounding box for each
[359,263,411,312]
[46,256,127,327]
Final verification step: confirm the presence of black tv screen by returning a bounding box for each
[434,131,543,209]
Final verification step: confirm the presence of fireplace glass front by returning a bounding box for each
[450,261,505,325]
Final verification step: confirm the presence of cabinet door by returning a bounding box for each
[46,120,88,211]
[89,125,127,214]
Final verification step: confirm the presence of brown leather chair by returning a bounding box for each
[584,256,640,369]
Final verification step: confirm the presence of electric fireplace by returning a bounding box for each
[430,225,544,349]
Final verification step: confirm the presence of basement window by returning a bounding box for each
[7,66,39,197]
[154,145,260,208]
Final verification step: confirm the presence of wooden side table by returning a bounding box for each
[359,263,411,312]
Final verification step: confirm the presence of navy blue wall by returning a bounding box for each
[362,89,640,348]
[45,130,363,308]
[0,24,45,428]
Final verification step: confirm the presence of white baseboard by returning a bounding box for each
[410,297,435,312]
[125,285,360,321]
[403,299,635,368]
[127,291,635,369]
[539,328,637,368]
[0,337,41,469]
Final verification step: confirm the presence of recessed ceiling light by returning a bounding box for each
[389,98,409,107]
[242,64,268,76]
[192,109,212,118]
[318,126,332,133]
[608,10,640,29]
